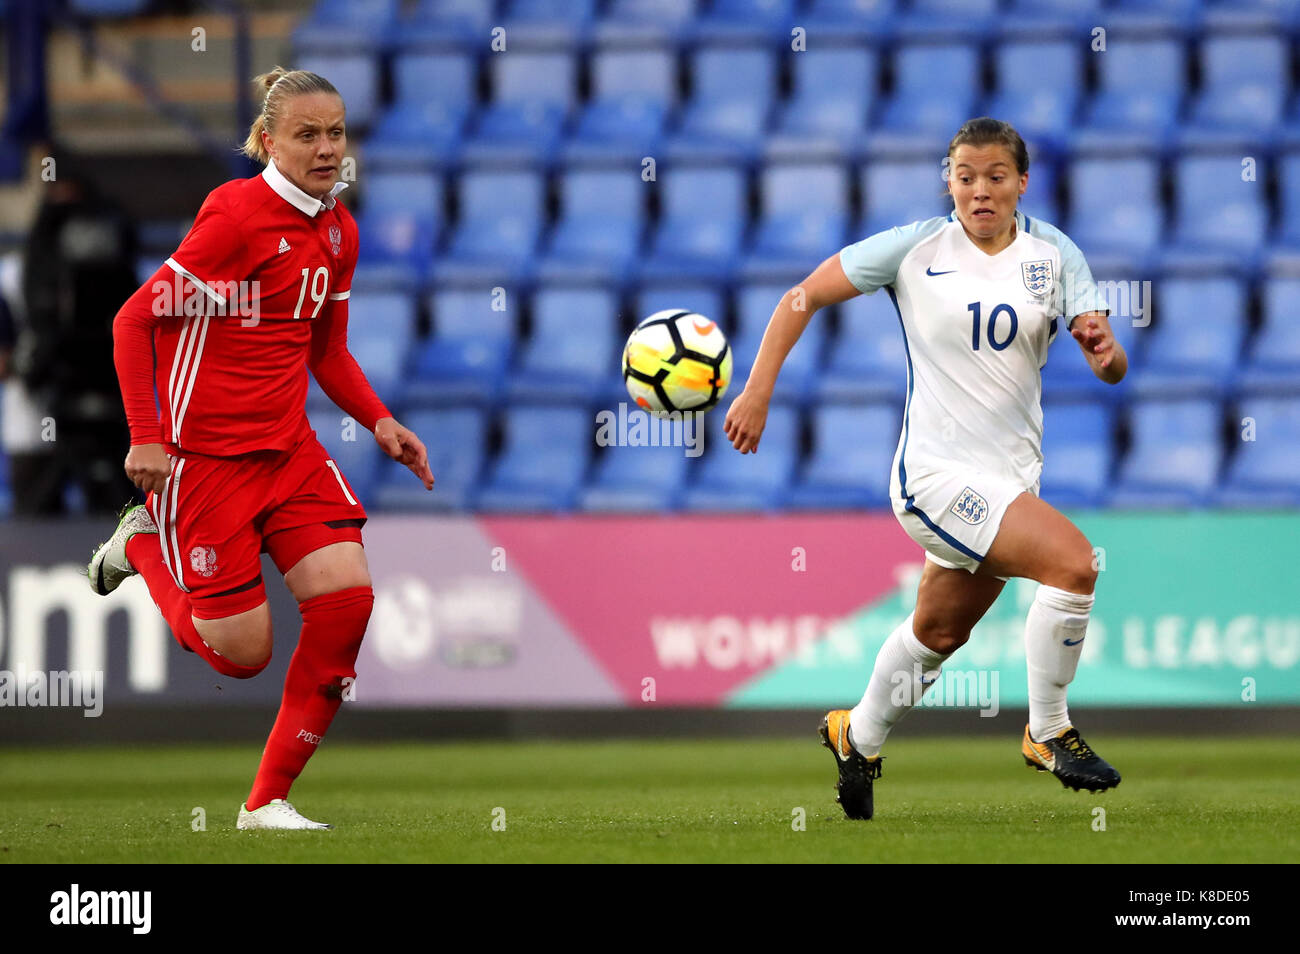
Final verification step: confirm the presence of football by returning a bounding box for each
[622,309,733,418]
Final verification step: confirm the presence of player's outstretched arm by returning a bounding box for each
[374,417,434,490]
[1070,311,1127,384]
[725,253,861,454]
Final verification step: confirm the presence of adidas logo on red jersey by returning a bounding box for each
[277,237,291,254]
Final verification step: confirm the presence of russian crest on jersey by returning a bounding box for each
[1021,259,1052,297]
[328,224,342,256]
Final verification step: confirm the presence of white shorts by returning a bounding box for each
[890,464,1038,577]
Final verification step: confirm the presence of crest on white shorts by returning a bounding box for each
[190,545,219,578]
[1021,259,1052,296]
[950,487,989,525]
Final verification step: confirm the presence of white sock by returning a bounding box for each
[1025,584,1095,741]
[849,612,951,758]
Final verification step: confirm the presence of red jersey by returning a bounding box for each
[114,160,391,456]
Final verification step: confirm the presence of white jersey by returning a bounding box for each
[839,209,1109,499]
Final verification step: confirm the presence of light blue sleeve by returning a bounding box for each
[1024,216,1110,324]
[838,216,949,295]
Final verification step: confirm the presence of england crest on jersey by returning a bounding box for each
[1021,259,1052,297]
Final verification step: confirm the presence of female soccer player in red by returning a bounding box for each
[88,67,434,830]
[726,118,1126,820]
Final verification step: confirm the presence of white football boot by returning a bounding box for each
[88,504,158,596]
[237,799,333,831]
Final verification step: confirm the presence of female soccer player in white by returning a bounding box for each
[724,118,1126,820]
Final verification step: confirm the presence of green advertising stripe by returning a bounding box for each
[730,513,1300,708]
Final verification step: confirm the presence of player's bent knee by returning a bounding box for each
[1051,549,1098,595]
[912,617,970,655]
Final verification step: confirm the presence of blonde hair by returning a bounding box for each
[241,66,341,164]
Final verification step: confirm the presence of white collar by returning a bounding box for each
[261,160,348,217]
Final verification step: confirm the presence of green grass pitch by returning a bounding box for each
[1,736,1295,863]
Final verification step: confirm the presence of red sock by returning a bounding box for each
[246,585,373,810]
[125,533,266,679]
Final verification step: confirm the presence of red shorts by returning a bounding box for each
[146,432,367,619]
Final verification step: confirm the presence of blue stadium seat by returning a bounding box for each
[641,164,748,280]
[502,0,597,49]
[1236,277,1300,396]
[875,43,978,139]
[372,407,488,510]
[1161,154,1269,271]
[767,46,878,159]
[800,0,899,42]
[1075,37,1183,152]
[787,402,898,509]
[508,286,620,402]
[1040,307,1145,405]
[332,292,416,409]
[680,404,799,510]
[309,410,385,505]
[538,168,645,283]
[1018,156,1060,227]
[1186,34,1288,134]
[1217,397,1300,507]
[730,283,826,402]
[460,51,576,166]
[986,41,1084,146]
[636,286,726,324]
[1038,399,1116,509]
[292,0,398,55]
[435,169,544,283]
[690,0,796,44]
[476,406,593,511]
[388,0,500,50]
[69,0,150,14]
[354,171,442,288]
[579,413,693,511]
[592,0,700,47]
[1111,399,1224,508]
[296,53,380,131]
[859,159,951,235]
[363,52,474,170]
[816,292,909,403]
[1066,157,1163,260]
[1130,278,1246,398]
[564,48,676,163]
[743,162,850,279]
[407,287,516,403]
[1268,150,1300,258]
[895,0,999,42]
[664,46,777,164]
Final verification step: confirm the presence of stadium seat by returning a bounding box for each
[640,164,748,281]
[292,0,398,55]
[1267,150,1300,261]
[986,40,1084,147]
[689,0,796,45]
[507,286,621,402]
[1217,397,1300,507]
[767,45,878,160]
[894,0,999,41]
[1038,399,1117,509]
[308,409,385,505]
[363,52,475,170]
[354,171,443,288]
[874,43,978,140]
[332,292,416,410]
[680,404,799,511]
[295,53,380,132]
[435,169,544,283]
[663,46,777,164]
[407,287,516,404]
[816,292,909,403]
[787,402,899,509]
[1074,37,1184,153]
[858,159,952,235]
[1185,34,1288,135]
[388,0,500,50]
[564,47,677,164]
[475,406,593,511]
[1039,306,1144,406]
[502,0,598,49]
[1066,157,1164,261]
[592,0,700,47]
[728,283,826,403]
[800,0,899,42]
[1111,398,1224,508]
[742,162,850,279]
[538,168,646,284]
[1130,278,1246,398]
[1161,153,1269,271]
[1236,277,1300,396]
[460,51,576,167]
[371,407,488,510]
[579,412,693,511]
